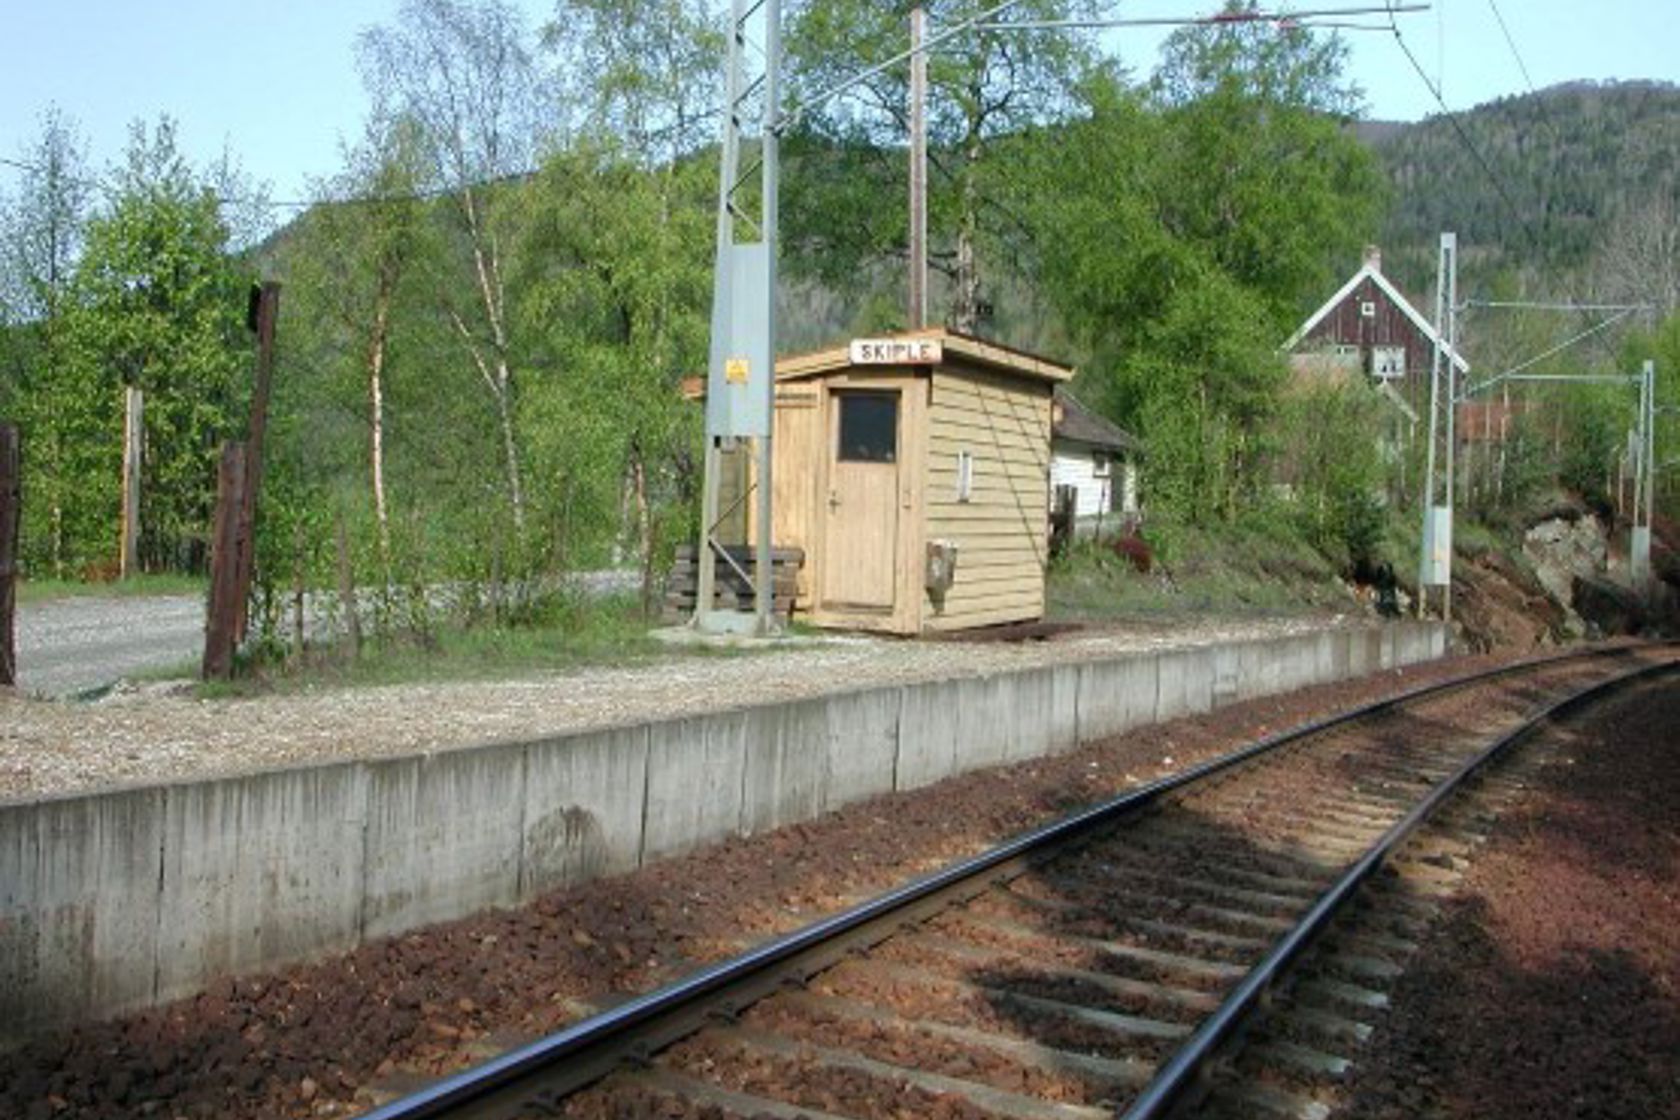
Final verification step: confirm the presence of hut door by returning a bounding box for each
[822,390,900,610]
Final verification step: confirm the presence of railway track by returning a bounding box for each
[362,645,1676,1120]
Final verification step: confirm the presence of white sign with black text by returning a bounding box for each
[849,337,943,366]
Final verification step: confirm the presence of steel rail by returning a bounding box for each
[1119,653,1680,1120]
[360,643,1643,1120]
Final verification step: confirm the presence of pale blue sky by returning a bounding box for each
[1,0,1676,210]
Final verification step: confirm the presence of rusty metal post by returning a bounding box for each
[203,441,248,681]
[233,281,281,643]
[0,423,20,688]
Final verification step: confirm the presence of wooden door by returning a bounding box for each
[821,390,901,611]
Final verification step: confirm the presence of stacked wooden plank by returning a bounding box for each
[664,544,803,623]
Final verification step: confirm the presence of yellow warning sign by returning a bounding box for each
[725,357,750,384]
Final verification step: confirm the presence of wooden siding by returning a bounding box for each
[1050,443,1115,518]
[1299,275,1437,417]
[778,369,929,635]
[923,369,1051,631]
[766,385,821,605]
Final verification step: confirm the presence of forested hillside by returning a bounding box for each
[1363,80,1680,304]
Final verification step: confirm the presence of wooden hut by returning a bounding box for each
[742,329,1073,635]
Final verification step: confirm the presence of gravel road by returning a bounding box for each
[13,594,205,698]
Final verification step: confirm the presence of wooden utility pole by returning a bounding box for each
[908,5,929,330]
[0,423,20,688]
[233,282,281,643]
[203,442,248,681]
[119,385,143,578]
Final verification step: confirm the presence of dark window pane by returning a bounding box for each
[837,393,898,463]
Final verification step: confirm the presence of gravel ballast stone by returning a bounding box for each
[1338,674,1680,1120]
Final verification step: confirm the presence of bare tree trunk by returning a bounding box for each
[51,499,63,581]
[461,187,526,534]
[291,521,306,663]
[953,137,982,334]
[1,423,20,689]
[119,385,143,579]
[368,292,393,563]
[493,374,524,532]
[335,511,362,659]
[613,466,633,568]
[632,450,654,617]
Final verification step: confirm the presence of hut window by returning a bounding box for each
[956,450,975,502]
[837,393,897,463]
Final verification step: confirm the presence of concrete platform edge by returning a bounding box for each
[0,621,1447,1043]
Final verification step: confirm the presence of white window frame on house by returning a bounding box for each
[1371,345,1407,380]
[1091,452,1111,479]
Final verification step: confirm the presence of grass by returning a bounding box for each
[199,591,757,698]
[1047,515,1355,622]
[16,572,205,605]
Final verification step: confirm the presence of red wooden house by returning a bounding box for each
[1284,246,1470,429]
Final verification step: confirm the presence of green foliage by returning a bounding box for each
[64,119,249,571]
[782,0,1104,330]
[1276,381,1387,568]
[517,138,711,588]
[6,117,248,577]
[1023,24,1379,525]
[1620,310,1680,513]
[1047,515,1349,620]
[1549,383,1629,505]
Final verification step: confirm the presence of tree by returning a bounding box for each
[526,0,720,604]
[543,0,721,161]
[63,117,247,572]
[783,0,1104,332]
[1149,2,1382,325]
[1592,194,1680,319]
[358,0,548,534]
[0,108,93,574]
[1020,12,1384,524]
[285,116,432,563]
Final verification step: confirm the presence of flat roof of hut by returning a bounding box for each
[691,329,1074,635]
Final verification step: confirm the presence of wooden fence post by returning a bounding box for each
[203,441,248,681]
[233,281,281,644]
[0,423,20,688]
[119,384,143,579]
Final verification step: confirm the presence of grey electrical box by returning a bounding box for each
[705,242,774,439]
[926,539,958,599]
[1421,505,1452,586]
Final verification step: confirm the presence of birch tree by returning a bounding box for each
[530,0,718,601]
[358,0,547,533]
[290,116,430,561]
